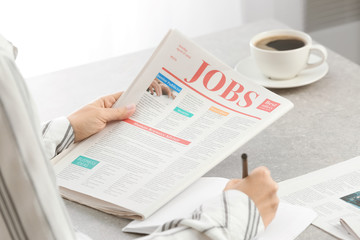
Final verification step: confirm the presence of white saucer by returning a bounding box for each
[234,55,329,88]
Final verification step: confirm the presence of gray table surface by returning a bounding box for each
[27,19,360,239]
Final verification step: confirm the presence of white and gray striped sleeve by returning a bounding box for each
[41,117,75,160]
[0,34,77,240]
[138,190,264,240]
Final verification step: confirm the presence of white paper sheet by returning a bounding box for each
[256,202,317,240]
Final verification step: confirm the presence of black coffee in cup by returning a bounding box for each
[255,36,305,51]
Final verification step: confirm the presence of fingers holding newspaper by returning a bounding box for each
[224,166,279,227]
[68,92,136,142]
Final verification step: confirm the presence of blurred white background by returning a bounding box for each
[1,0,359,78]
[0,0,243,78]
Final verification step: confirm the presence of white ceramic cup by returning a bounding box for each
[250,29,328,80]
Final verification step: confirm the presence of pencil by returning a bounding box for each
[241,153,248,178]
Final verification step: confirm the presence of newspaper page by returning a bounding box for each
[53,30,293,219]
[278,156,360,240]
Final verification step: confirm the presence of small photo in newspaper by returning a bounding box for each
[340,191,360,209]
[147,73,182,101]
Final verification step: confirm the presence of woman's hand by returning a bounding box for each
[67,92,136,142]
[224,166,279,227]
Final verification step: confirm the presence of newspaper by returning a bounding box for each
[278,156,360,240]
[53,29,293,220]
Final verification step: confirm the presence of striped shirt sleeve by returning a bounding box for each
[41,117,75,160]
[0,34,77,240]
[138,190,264,240]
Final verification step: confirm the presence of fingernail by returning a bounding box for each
[126,104,136,111]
